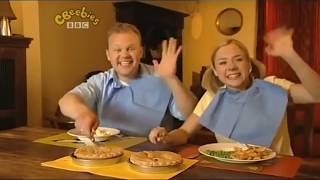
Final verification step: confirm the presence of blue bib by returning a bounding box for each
[99,75,171,136]
[199,80,288,147]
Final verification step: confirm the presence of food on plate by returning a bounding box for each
[129,151,183,167]
[206,150,232,159]
[206,145,273,160]
[74,145,123,160]
[95,129,112,136]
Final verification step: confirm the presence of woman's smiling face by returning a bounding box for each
[213,43,252,91]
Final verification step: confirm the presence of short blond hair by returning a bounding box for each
[106,22,142,49]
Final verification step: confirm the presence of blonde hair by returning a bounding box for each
[210,39,250,67]
[202,39,265,93]
[106,23,142,49]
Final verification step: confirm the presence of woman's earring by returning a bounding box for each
[249,66,252,73]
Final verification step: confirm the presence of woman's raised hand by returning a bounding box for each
[264,27,295,59]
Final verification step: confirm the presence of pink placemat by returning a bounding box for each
[197,155,303,178]
[175,144,303,178]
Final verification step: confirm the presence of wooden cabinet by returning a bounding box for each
[0,35,32,130]
[113,1,187,80]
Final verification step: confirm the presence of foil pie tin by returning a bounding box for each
[71,153,122,167]
[128,160,183,174]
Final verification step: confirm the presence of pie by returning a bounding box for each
[129,151,183,167]
[74,145,123,160]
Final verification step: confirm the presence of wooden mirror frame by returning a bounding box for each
[216,8,243,36]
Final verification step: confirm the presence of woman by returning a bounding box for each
[149,27,320,155]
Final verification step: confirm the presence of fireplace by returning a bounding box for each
[0,35,32,130]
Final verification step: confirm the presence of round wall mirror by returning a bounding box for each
[216,8,243,36]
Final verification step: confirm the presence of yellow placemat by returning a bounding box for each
[34,133,147,149]
[42,150,198,179]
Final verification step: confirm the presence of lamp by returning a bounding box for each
[0,0,16,36]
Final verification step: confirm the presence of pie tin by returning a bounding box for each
[71,153,122,167]
[128,160,183,174]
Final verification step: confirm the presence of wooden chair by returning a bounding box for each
[45,70,103,130]
[190,66,207,100]
[287,103,320,157]
[189,66,217,145]
[188,127,217,145]
[45,106,74,130]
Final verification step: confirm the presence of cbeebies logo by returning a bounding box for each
[55,7,100,29]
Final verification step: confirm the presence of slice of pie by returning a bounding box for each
[74,145,123,160]
[129,151,183,167]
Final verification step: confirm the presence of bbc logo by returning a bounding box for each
[66,22,89,29]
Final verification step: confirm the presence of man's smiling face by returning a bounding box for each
[106,32,143,82]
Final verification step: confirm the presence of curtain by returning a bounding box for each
[315,0,320,73]
[256,0,320,82]
[256,0,320,156]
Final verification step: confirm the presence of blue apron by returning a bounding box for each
[199,80,288,147]
[99,75,171,136]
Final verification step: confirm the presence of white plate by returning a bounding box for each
[67,127,120,142]
[198,143,276,164]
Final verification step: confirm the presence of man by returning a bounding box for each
[59,23,197,137]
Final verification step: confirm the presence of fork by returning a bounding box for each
[81,136,97,146]
[53,139,83,143]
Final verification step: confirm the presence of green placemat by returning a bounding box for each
[34,133,147,149]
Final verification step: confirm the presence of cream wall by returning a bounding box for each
[38,2,114,124]
[23,3,42,127]
[11,1,43,127]
[11,1,115,127]
[10,2,24,35]
[11,0,257,127]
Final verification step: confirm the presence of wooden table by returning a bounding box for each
[0,127,319,179]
